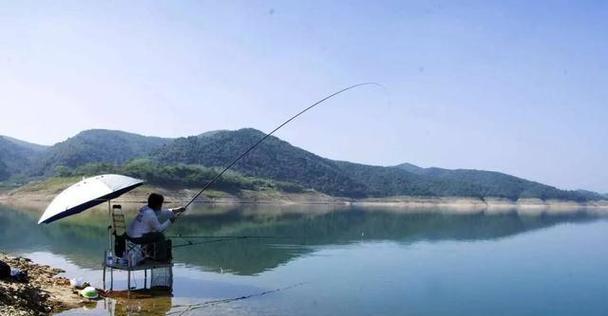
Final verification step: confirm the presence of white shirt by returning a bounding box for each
[127,206,175,238]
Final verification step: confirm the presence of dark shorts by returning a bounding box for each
[130,232,172,261]
[130,232,165,244]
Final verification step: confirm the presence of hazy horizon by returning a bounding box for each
[1,1,606,192]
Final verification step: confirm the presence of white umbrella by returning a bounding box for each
[38,174,144,224]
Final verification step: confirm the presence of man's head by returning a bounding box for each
[147,193,164,211]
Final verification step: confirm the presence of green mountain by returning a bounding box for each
[0,128,603,201]
[153,128,368,197]
[0,136,48,181]
[152,128,601,201]
[393,164,604,201]
[30,129,171,176]
[0,136,47,152]
[394,162,423,173]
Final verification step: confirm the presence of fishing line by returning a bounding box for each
[168,234,288,239]
[172,234,195,247]
[171,235,290,248]
[172,238,238,248]
[168,282,306,315]
[179,82,382,212]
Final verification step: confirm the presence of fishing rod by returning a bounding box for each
[178,82,381,213]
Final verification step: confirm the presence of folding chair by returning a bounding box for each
[111,205,145,263]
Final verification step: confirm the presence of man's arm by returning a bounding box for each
[143,209,172,232]
[159,208,175,218]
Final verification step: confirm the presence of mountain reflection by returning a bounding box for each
[0,204,601,275]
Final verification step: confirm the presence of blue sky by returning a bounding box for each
[1,1,606,192]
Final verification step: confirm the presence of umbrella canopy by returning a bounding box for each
[38,174,144,224]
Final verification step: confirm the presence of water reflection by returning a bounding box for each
[0,203,601,275]
[58,291,173,316]
[110,291,172,316]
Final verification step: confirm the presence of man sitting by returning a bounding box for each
[127,193,185,262]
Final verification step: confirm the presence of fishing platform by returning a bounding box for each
[102,203,174,294]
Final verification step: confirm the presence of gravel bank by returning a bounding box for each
[0,253,87,316]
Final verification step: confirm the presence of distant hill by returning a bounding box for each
[0,136,48,152]
[153,129,369,197]
[152,128,601,201]
[393,164,605,201]
[0,128,603,201]
[0,136,48,181]
[29,129,171,176]
[394,162,424,174]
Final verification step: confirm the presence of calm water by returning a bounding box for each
[1,204,608,315]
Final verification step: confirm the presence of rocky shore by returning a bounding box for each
[0,253,87,316]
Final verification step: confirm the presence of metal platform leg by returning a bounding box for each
[127,270,131,298]
[144,269,147,289]
[110,268,114,291]
[102,265,106,290]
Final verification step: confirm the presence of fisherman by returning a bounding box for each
[127,193,185,261]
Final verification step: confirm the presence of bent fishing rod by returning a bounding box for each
[177,82,381,214]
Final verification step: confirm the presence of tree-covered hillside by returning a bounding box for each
[152,128,601,201]
[394,164,604,201]
[0,129,603,201]
[0,136,48,181]
[153,129,369,197]
[30,129,171,176]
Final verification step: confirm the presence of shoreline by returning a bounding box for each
[1,181,607,215]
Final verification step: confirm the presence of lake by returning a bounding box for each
[1,203,608,315]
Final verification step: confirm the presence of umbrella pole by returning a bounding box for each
[106,200,113,292]
[108,201,112,256]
